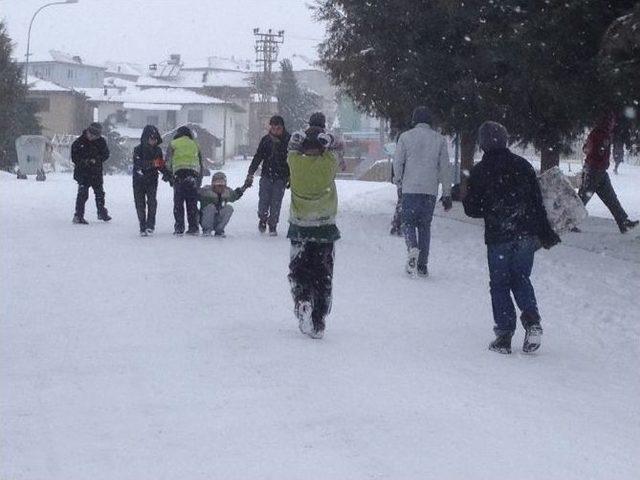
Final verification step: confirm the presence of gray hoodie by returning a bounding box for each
[393,123,452,196]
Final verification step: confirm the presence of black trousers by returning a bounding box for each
[288,241,335,329]
[133,177,158,231]
[173,173,199,232]
[75,175,105,217]
[578,168,628,226]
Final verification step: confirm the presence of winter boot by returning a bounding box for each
[489,333,513,354]
[186,227,199,236]
[295,300,314,337]
[214,230,226,238]
[97,209,112,222]
[309,316,325,339]
[140,229,148,237]
[72,215,88,225]
[269,225,277,236]
[405,247,419,277]
[521,311,543,353]
[258,220,267,233]
[417,264,429,278]
[619,219,639,234]
[145,228,154,236]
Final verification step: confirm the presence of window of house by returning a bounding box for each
[67,68,75,79]
[188,109,203,123]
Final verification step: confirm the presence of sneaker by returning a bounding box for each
[405,247,419,277]
[140,230,148,237]
[619,219,639,234]
[417,264,429,277]
[97,210,112,222]
[295,300,314,336]
[145,228,154,236]
[489,334,512,354]
[523,324,543,353]
[72,215,88,225]
[214,231,226,238]
[258,220,267,233]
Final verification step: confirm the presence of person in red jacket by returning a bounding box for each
[577,113,638,233]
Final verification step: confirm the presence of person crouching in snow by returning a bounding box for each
[165,126,203,235]
[463,121,560,355]
[132,125,171,236]
[198,172,252,237]
[286,120,341,339]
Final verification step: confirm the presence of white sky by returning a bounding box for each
[0,0,325,66]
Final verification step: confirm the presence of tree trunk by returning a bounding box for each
[459,130,476,199]
[540,145,560,172]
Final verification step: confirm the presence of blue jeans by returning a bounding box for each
[402,194,436,267]
[487,237,540,335]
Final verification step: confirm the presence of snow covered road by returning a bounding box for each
[2,161,639,479]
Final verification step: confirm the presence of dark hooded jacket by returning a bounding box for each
[133,125,164,182]
[248,130,291,180]
[463,148,559,247]
[71,130,110,181]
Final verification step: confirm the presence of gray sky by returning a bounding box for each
[0,0,325,66]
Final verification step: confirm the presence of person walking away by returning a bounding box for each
[199,171,252,236]
[393,106,453,277]
[132,125,169,236]
[245,115,291,236]
[71,122,111,224]
[577,113,638,233]
[166,126,203,235]
[287,122,341,339]
[463,121,560,355]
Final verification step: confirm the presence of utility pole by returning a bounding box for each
[252,28,284,147]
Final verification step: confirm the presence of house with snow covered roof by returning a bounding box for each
[26,76,91,136]
[20,50,106,89]
[79,86,246,159]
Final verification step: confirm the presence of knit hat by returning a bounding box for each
[478,121,509,151]
[87,122,103,136]
[411,106,431,125]
[211,171,227,186]
[309,112,326,129]
[269,115,285,126]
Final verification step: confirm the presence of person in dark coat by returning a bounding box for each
[463,121,560,355]
[71,122,111,224]
[132,125,170,236]
[245,115,291,236]
[577,113,638,233]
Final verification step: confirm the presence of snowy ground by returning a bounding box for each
[2,160,639,480]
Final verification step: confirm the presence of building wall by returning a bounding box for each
[25,62,105,88]
[29,92,91,136]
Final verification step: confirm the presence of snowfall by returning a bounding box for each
[2,159,639,480]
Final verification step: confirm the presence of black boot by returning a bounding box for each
[619,219,639,234]
[258,220,267,233]
[489,333,512,354]
[72,214,88,225]
[97,209,112,222]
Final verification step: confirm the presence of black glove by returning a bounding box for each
[162,171,174,186]
[540,230,561,250]
[441,196,453,211]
